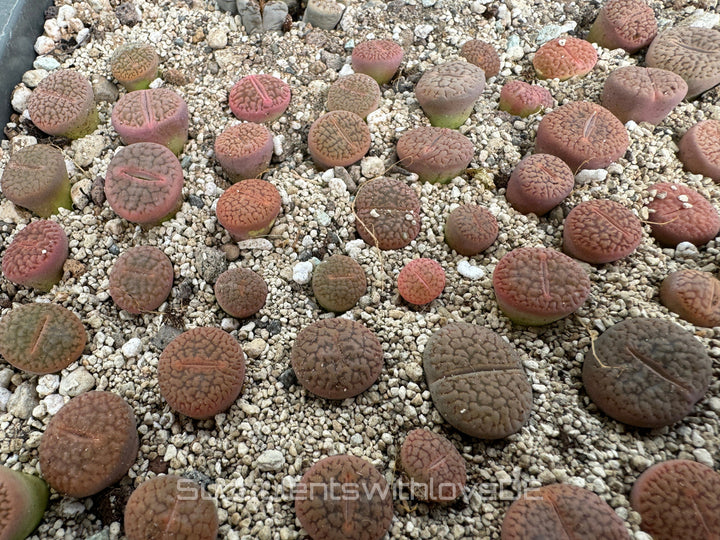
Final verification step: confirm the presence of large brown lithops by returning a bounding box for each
[660,269,720,328]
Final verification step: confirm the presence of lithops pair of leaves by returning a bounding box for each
[109,245,174,315]
[660,269,720,328]
[460,40,500,78]
[311,254,366,312]
[587,0,657,53]
[678,119,720,182]
[215,268,268,319]
[398,258,445,306]
[2,220,68,292]
[352,39,404,84]
[215,122,274,182]
[229,74,291,123]
[533,36,597,80]
[326,73,381,120]
[499,80,553,117]
[110,42,160,91]
[445,204,498,256]
[505,154,574,216]
[302,0,346,30]
[0,466,49,540]
[215,178,282,241]
[415,60,485,128]
[396,126,474,184]
[308,110,371,170]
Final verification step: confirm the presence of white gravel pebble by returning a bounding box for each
[34,36,55,55]
[122,338,143,358]
[0,387,11,411]
[675,241,700,259]
[292,261,314,284]
[43,394,66,415]
[457,260,485,280]
[11,85,32,113]
[361,156,385,178]
[693,448,714,467]
[59,367,96,397]
[257,449,286,471]
[36,375,60,397]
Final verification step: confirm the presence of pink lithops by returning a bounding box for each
[498,80,553,117]
[228,74,291,123]
[351,39,404,85]
[215,178,281,241]
[506,154,574,215]
[587,0,657,53]
[109,246,174,314]
[535,101,629,171]
[460,40,500,78]
[0,466,48,540]
[444,204,498,256]
[398,258,445,305]
[307,110,371,170]
[396,126,474,184]
[1,220,68,291]
[644,182,720,247]
[111,87,189,155]
[214,122,274,182]
[493,247,591,325]
[415,61,486,128]
[214,267,268,318]
[677,120,720,182]
[601,66,687,125]
[660,269,720,328]
[158,327,246,419]
[533,36,598,80]
[311,254,367,312]
[104,142,184,226]
[563,199,643,264]
[326,73,381,120]
[0,144,70,217]
[27,69,98,139]
[109,42,159,91]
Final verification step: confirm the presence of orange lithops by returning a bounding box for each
[215,179,282,241]
[398,258,445,305]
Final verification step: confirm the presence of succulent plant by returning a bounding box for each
[582,318,712,428]
[311,254,366,312]
[307,110,371,170]
[215,178,282,241]
[109,42,160,91]
[158,327,246,419]
[532,36,598,80]
[505,153,574,215]
[351,39,404,85]
[397,258,445,305]
[677,119,720,182]
[395,126,474,184]
[459,40,500,78]
[0,466,49,540]
[302,0,346,30]
[228,74,291,123]
[214,267,268,318]
[660,269,720,328]
[236,0,288,34]
[587,0,657,53]
[326,73,381,120]
[108,245,174,315]
[414,61,485,128]
[214,122,274,182]
[444,204,498,256]
[498,80,553,117]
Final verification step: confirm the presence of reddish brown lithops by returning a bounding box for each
[311,254,366,312]
[533,36,598,80]
[582,318,712,428]
[27,69,98,139]
[124,475,218,540]
[104,142,184,226]
[396,126,474,184]
[423,322,532,439]
[498,80,553,117]
[460,40,500,78]
[326,73,381,120]
[39,391,139,498]
[660,269,720,328]
[493,247,591,325]
[214,122,273,182]
[214,267,268,318]
[215,178,281,241]
[506,153,574,216]
[398,258,445,305]
[228,74,291,123]
[631,460,720,540]
[295,455,393,540]
[109,42,160,91]
[587,0,657,53]
[1,220,68,291]
[351,39,404,85]
[0,466,49,540]
[415,61,486,128]
[307,110,371,170]
[291,318,383,399]
[677,120,720,182]
[535,101,629,171]
[158,327,246,419]
[502,483,630,539]
[354,177,421,250]
[444,204,498,256]
[109,246,174,314]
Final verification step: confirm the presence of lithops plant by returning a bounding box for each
[307,110,371,170]
[108,245,174,315]
[158,327,246,419]
[423,322,532,439]
[1,220,68,291]
[415,61,485,128]
[214,267,268,318]
[27,69,98,139]
[326,73,381,120]
[444,204,498,256]
[295,455,393,540]
[395,126,474,184]
[351,39,404,85]
[302,0,346,30]
[291,318,383,399]
[0,303,86,374]
[535,101,629,171]
[533,36,598,80]
[645,27,720,98]
[215,178,281,241]
[498,80,553,117]
[677,119,720,182]
[0,466,49,540]
[109,42,159,91]
[104,142,184,226]
[228,74,291,123]
[398,258,445,306]
[125,475,218,540]
[214,122,274,182]
[601,66,687,124]
[493,247,591,325]
[505,153,574,215]
[311,254,366,312]
[235,0,288,34]
[111,87,189,155]
[460,40,500,78]
[582,318,712,428]
[39,391,138,498]
[587,0,657,53]
[660,269,720,328]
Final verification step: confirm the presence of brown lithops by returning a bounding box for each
[444,204,498,256]
[109,42,160,91]
[397,258,445,306]
[506,153,574,216]
[326,73,381,120]
[215,178,282,241]
[108,246,174,314]
[677,119,720,182]
[214,122,274,182]
[311,254,366,312]
[415,61,486,128]
[660,269,720,328]
[307,110,371,170]
[0,466,49,540]
[460,39,500,78]
[395,126,474,184]
[228,74,291,123]
[587,0,657,53]
[214,267,268,319]
[351,39,404,84]
[533,36,598,80]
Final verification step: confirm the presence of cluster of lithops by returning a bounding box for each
[677,119,720,182]
[351,39,404,84]
[228,74,291,123]
[303,0,346,30]
[415,61,485,128]
[108,245,174,314]
[532,36,597,80]
[109,42,160,91]
[218,0,289,34]
[396,126,474,184]
[215,178,282,240]
[214,122,274,182]
[498,80,553,117]
[0,466,49,540]
[587,0,657,53]
[1,220,68,291]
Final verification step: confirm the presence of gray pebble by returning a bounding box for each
[71,134,106,168]
[257,449,286,471]
[7,382,39,419]
[278,368,297,389]
[91,75,119,103]
[33,56,61,71]
[195,247,228,283]
[0,387,12,411]
[11,85,32,113]
[151,326,183,350]
[0,368,14,388]
[263,1,289,32]
[59,367,96,397]
[71,179,93,210]
[22,69,49,88]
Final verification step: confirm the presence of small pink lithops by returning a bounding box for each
[631,460,720,540]
[502,483,630,539]
[39,391,139,498]
[311,254,367,312]
[111,87,189,156]
[291,318,383,399]
[660,269,720,328]
[158,327,246,419]
[532,36,598,80]
[493,247,591,325]
[228,74,291,123]
[307,110,371,170]
[124,475,218,540]
[645,27,720,99]
[0,466,49,540]
[498,80,553,117]
[1,219,68,291]
[354,177,421,250]
[582,318,712,428]
[535,101,629,171]
[399,429,466,503]
[506,153,574,216]
[214,267,268,318]
[109,245,174,314]
[295,455,393,540]
[415,61,486,128]
[644,182,720,247]
[351,39,404,85]
[109,42,160,91]
[677,119,720,182]
[460,39,500,78]
[215,178,282,241]
[398,258,445,306]
[601,66,687,125]
[0,303,86,374]
[27,69,98,139]
[104,142,184,226]
[563,199,643,264]
[587,0,657,53]
[444,204,498,256]
[214,122,273,182]
[396,126,474,184]
[326,73,381,120]
[423,322,532,439]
